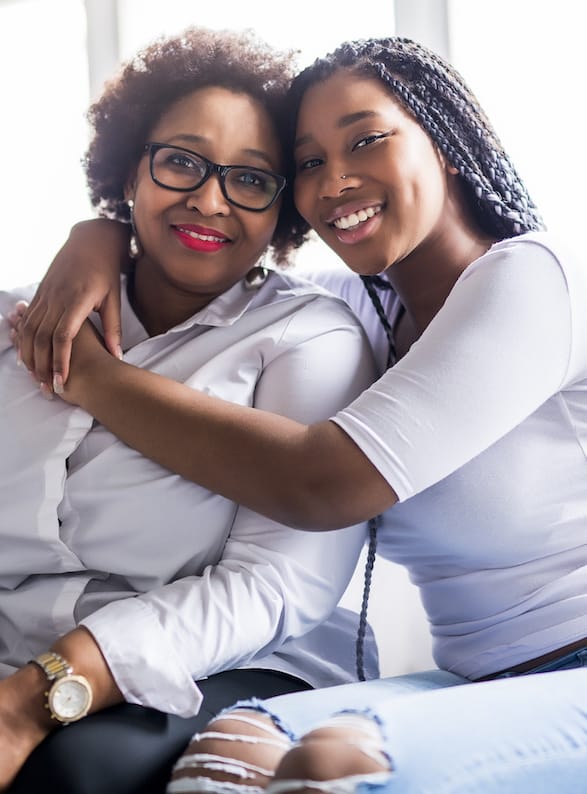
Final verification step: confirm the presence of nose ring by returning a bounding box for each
[340,174,347,180]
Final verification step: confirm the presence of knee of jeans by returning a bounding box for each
[167,708,293,794]
[270,713,391,793]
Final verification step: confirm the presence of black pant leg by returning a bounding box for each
[9,669,310,794]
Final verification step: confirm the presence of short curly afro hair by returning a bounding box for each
[84,26,311,265]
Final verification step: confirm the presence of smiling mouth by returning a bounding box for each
[331,206,381,230]
[175,225,230,243]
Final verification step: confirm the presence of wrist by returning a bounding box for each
[30,651,93,726]
[2,663,55,738]
[66,356,119,410]
[65,336,121,408]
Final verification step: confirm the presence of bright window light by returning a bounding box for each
[1,0,92,289]
[117,0,396,69]
[449,0,586,249]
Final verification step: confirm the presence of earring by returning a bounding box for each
[243,254,270,290]
[127,199,142,259]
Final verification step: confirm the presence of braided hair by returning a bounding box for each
[286,36,544,239]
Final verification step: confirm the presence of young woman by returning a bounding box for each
[12,36,587,791]
[0,29,379,794]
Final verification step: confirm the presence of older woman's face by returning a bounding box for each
[128,87,283,308]
[293,70,456,276]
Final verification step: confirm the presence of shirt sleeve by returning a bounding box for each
[82,296,378,716]
[332,238,575,501]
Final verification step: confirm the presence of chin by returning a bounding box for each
[343,257,390,278]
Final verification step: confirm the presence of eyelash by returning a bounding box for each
[353,131,390,149]
[297,131,391,173]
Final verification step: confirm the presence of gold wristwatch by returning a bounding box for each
[31,651,93,725]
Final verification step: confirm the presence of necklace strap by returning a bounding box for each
[360,276,403,369]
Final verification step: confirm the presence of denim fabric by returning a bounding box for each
[248,667,587,793]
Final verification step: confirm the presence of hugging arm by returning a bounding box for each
[17,219,129,385]
[60,322,397,530]
[58,242,573,530]
[13,222,397,529]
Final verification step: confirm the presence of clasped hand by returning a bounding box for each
[8,301,112,404]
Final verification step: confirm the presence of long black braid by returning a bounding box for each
[355,515,379,681]
[353,275,399,680]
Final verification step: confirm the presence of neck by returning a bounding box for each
[385,226,496,336]
[129,260,219,337]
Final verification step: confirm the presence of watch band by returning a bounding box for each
[31,651,73,682]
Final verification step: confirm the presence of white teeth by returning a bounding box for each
[179,228,226,243]
[333,206,379,230]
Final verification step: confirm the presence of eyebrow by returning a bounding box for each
[165,134,276,168]
[294,110,378,149]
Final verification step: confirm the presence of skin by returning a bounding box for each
[293,71,494,344]
[11,71,495,532]
[1,86,283,790]
[167,709,389,791]
[127,87,282,335]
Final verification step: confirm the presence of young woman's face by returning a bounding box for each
[293,71,457,276]
[128,87,283,302]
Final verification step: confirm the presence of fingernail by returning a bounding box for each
[39,382,54,401]
[53,373,64,395]
[116,345,123,360]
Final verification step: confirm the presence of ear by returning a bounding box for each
[434,146,459,176]
[123,175,137,204]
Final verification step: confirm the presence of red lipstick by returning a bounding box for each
[172,224,232,253]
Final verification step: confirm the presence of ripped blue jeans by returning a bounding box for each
[212,656,587,793]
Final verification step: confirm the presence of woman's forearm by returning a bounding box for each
[0,627,122,789]
[67,353,396,529]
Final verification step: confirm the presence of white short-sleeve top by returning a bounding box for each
[316,232,587,679]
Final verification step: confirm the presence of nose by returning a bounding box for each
[186,174,230,216]
[318,165,357,200]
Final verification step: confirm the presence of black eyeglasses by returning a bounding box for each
[144,143,286,212]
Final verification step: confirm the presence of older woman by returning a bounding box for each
[0,28,377,794]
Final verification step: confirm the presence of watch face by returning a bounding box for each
[49,676,92,721]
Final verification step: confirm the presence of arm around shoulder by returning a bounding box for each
[60,298,398,529]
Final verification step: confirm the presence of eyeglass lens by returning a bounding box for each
[151,145,281,210]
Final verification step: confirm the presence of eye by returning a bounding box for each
[353,132,391,151]
[231,169,271,193]
[237,170,265,187]
[297,156,324,173]
[165,152,198,170]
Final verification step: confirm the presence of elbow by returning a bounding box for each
[276,426,397,531]
[277,470,366,532]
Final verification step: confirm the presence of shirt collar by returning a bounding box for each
[118,268,329,347]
